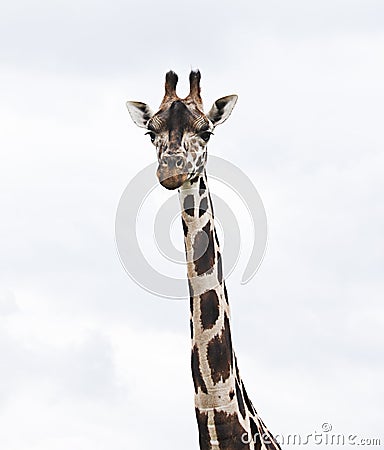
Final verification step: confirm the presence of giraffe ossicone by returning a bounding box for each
[126,70,281,450]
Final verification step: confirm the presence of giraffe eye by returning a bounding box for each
[145,131,156,143]
[199,131,213,142]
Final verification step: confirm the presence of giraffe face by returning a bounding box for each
[147,100,213,189]
[126,70,238,190]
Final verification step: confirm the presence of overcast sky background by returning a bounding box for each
[0,1,383,449]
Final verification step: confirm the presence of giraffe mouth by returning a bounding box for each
[157,170,188,190]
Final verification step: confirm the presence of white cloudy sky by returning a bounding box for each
[0,1,383,449]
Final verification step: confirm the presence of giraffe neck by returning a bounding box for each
[179,172,281,450]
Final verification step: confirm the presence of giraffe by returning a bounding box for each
[126,70,281,450]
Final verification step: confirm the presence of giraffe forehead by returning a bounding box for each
[148,100,210,133]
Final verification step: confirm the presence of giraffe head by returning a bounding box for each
[126,70,238,189]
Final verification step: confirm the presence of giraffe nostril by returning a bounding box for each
[176,157,184,168]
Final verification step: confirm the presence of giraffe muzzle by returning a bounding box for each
[157,155,188,190]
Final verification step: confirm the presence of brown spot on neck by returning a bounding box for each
[207,313,233,385]
[193,221,215,275]
[200,290,220,330]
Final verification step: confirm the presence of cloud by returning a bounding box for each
[0,293,198,449]
[0,289,19,316]
[1,0,383,76]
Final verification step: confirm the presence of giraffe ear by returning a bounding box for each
[207,95,238,127]
[126,101,154,128]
